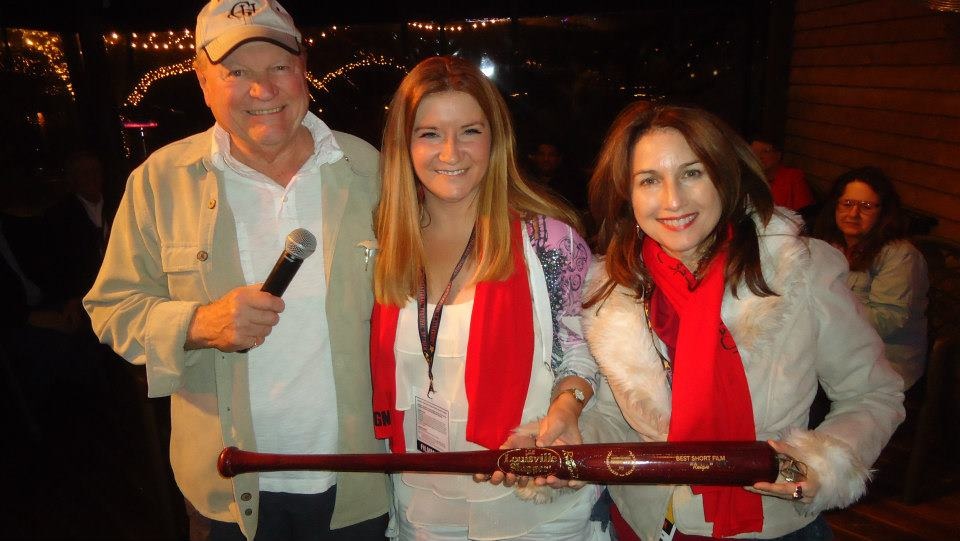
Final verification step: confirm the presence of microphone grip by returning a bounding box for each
[238,252,303,353]
[261,252,304,297]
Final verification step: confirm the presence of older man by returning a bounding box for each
[83,1,389,539]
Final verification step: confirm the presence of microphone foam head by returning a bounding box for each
[285,228,317,259]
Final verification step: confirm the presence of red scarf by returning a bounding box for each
[370,219,534,453]
[643,236,763,538]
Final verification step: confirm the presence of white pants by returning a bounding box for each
[393,481,610,541]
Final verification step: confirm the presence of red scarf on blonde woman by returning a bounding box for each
[370,219,534,453]
[642,234,763,538]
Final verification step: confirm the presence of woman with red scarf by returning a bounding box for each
[369,56,607,540]
[579,102,905,540]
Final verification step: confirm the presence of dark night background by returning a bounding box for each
[1,0,794,215]
[0,1,796,539]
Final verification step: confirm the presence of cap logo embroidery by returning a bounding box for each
[229,1,257,24]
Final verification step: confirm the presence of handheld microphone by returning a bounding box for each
[239,228,317,353]
[261,228,317,297]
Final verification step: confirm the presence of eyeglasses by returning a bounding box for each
[837,199,881,213]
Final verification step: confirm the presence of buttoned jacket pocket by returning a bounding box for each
[160,242,205,299]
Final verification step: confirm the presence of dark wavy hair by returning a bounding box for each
[812,166,907,272]
[586,100,776,306]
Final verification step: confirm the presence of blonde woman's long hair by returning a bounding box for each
[375,56,580,306]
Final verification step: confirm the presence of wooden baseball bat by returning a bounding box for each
[218,441,780,485]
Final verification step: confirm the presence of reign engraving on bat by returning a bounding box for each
[497,448,562,476]
[605,449,638,477]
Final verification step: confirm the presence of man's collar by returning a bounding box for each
[209,111,344,174]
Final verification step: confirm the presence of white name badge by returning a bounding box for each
[414,388,450,453]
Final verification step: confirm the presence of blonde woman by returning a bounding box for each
[370,56,607,541]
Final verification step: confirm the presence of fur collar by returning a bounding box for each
[582,211,809,436]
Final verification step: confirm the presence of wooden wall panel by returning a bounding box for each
[792,16,953,48]
[785,102,960,143]
[788,85,960,117]
[796,0,863,12]
[790,65,960,91]
[792,40,959,67]
[787,119,960,171]
[794,0,932,29]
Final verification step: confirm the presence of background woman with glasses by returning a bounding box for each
[813,166,929,388]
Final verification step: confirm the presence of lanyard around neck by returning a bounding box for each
[417,226,477,397]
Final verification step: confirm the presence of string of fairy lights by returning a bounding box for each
[407,18,511,32]
[122,52,406,107]
[305,53,406,93]
[13,15,724,122]
[11,16,516,105]
[13,29,75,97]
[101,25,348,50]
[105,29,195,51]
[123,59,195,107]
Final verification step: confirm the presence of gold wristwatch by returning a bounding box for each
[554,387,586,406]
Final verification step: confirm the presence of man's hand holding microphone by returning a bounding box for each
[185,228,316,352]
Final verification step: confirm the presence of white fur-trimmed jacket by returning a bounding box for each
[580,212,905,539]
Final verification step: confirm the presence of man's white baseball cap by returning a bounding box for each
[196,0,301,64]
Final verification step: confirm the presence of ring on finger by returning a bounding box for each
[792,484,803,501]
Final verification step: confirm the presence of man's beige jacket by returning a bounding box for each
[84,127,390,539]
